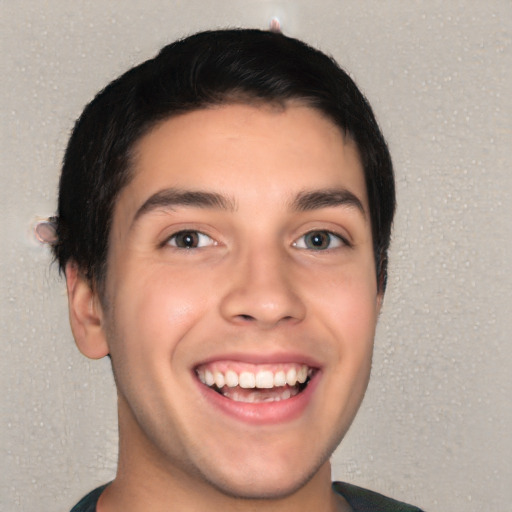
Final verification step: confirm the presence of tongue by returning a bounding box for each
[221,385,298,403]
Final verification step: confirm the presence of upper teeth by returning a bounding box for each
[196,364,311,389]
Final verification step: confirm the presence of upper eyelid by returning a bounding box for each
[300,227,350,242]
[158,223,217,241]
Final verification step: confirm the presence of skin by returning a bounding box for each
[67,103,382,511]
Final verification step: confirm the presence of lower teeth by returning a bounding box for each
[216,379,309,403]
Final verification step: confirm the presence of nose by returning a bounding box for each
[219,245,306,329]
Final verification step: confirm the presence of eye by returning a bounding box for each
[166,230,216,249]
[293,230,346,251]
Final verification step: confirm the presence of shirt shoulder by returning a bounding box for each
[70,484,108,512]
[333,481,425,512]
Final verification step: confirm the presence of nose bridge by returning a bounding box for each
[219,239,306,327]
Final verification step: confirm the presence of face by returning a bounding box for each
[101,104,380,499]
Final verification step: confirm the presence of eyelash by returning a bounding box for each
[164,229,349,251]
[293,230,349,251]
[165,230,216,249]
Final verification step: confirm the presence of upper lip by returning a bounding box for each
[192,351,322,370]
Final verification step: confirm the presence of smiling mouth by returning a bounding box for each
[195,363,316,403]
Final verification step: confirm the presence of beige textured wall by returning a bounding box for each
[2,1,511,511]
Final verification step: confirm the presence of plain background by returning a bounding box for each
[1,1,511,511]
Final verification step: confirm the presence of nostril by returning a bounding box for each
[236,313,296,325]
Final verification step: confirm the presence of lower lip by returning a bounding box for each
[195,373,320,425]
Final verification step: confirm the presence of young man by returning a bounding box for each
[51,29,423,511]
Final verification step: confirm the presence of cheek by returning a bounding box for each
[107,264,213,360]
[312,263,378,328]
[307,263,378,365]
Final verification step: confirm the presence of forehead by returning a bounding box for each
[116,104,367,224]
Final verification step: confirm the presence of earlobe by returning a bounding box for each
[65,262,110,359]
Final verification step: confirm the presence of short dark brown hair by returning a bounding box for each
[53,28,395,293]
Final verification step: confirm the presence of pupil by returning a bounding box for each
[178,231,197,248]
[307,231,328,249]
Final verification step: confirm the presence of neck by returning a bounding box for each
[97,400,350,511]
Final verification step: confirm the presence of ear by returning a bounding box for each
[65,262,109,359]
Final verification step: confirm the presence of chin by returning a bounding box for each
[208,474,310,501]
[197,449,331,501]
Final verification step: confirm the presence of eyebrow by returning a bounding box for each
[132,188,237,224]
[131,186,366,227]
[290,188,366,217]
